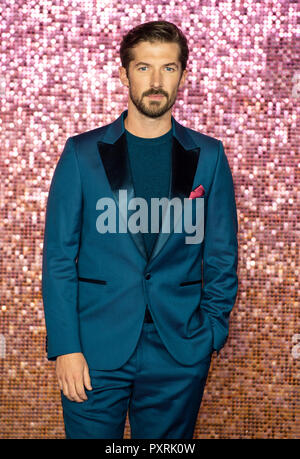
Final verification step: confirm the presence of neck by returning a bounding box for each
[124,106,172,138]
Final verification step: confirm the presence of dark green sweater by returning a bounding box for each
[125,126,173,259]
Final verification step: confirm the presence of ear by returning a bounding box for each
[119,66,129,88]
[178,69,188,89]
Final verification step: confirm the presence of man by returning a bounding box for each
[42,20,238,439]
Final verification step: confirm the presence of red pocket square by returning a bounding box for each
[189,184,205,199]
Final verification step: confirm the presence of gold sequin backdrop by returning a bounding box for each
[0,0,299,439]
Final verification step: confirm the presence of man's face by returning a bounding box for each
[119,41,187,118]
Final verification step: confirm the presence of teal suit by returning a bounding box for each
[42,109,238,438]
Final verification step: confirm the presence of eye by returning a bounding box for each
[137,66,175,72]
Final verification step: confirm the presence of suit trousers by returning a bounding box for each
[60,321,212,439]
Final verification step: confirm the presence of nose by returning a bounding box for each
[150,69,163,88]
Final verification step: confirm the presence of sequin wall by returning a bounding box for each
[0,0,299,439]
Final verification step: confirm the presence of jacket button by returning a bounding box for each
[145,273,151,280]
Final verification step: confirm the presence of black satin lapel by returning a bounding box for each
[149,138,200,262]
[97,133,148,261]
[97,133,132,199]
[170,137,200,201]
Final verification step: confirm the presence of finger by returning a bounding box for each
[67,378,83,403]
[62,379,70,401]
[57,377,63,391]
[74,377,88,401]
[83,366,92,391]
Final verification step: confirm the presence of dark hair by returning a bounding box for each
[119,21,189,77]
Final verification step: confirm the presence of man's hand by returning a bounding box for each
[56,352,92,402]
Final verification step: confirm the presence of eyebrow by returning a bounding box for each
[135,61,179,69]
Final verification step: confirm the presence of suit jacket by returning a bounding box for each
[42,109,238,370]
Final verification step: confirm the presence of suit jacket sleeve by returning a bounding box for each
[200,140,238,355]
[42,137,83,360]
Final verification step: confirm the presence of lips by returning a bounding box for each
[148,94,164,99]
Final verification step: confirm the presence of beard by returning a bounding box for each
[128,79,180,119]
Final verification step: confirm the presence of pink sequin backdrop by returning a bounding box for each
[0,0,299,439]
